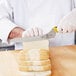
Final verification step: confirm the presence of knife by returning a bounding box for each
[10,26,58,43]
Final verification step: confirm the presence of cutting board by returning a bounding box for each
[50,45,76,76]
[0,51,21,76]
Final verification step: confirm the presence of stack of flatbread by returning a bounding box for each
[18,49,51,76]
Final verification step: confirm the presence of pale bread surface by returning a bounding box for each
[19,64,51,72]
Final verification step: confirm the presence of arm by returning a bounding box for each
[58,0,76,33]
[0,0,43,43]
[0,0,19,42]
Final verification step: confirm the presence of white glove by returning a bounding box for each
[58,9,76,33]
[22,27,43,37]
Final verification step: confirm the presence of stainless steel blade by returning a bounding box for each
[10,29,56,43]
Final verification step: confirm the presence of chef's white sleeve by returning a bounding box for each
[0,0,17,42]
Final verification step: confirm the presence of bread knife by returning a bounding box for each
[10,26,58,43]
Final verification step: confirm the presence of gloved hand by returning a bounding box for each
[58,9,76,33]
[22,27,43,37]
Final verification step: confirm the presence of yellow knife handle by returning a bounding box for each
[53,26,58,32]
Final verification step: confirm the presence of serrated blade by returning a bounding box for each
[10,29,56,43]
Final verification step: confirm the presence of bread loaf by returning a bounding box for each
[19,59,51,66]
[20,71,51,76]
[19,49,49,61]
[19,64,51,72]
[17,49,51,76]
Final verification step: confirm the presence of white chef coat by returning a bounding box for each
[0,0,76,46]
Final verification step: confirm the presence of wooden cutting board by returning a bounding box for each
[50,45,76,76]
[0,51,21,76]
